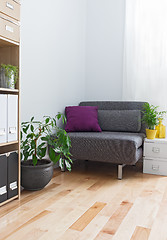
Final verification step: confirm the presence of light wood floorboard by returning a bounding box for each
[131,226,151,240]
[0,160,167,240]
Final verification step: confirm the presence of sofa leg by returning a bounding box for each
[118,164,126,180]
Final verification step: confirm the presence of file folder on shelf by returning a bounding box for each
[7,152,18,199]
[8,95,18,142]
[0,94,7,144]
[0,154,7,203]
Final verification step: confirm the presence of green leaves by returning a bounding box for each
[65,160,71,171]
[142,103,166,130]
[49,148,60,163]
[56,113,62,120]
[20,114,73,170]
[41,136,49,141]
[49,148,55,162]
[30,125,34,132]
[23,124,29,134]
[37,146,47,159]
[45,118,50,124]
[31,140,36,149]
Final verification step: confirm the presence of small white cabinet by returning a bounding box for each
[143,138,167,176]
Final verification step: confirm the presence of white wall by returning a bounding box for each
[21,0,125,122]
[85,0,125,100]
[21,0,86,121]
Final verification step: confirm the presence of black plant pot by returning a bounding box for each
[21,159,53,191]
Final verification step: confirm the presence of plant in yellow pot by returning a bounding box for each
[142,103,159,139]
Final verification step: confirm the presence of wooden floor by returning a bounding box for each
[1,160,167,240]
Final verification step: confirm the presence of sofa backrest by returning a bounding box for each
[79,101,146,133]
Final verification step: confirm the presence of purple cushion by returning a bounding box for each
[65,106,102,132]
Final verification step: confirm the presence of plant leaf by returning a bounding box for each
[30,125,34,132]
[31,116,34,122]
[41,136,48,141]
[49,148,55,162]
[45,118,50,124]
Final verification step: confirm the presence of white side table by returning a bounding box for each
[143,138,167,176]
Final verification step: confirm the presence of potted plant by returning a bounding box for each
[0,64,18,89]
[142,103,159,139]
[21,113,72,191]
[142,103,166,139]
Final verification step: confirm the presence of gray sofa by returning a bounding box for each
[67,101,146,179]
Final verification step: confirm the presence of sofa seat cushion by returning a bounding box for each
[68,132,145,165]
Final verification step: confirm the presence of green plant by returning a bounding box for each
[142,103,159,129]
[157,110,167,122]
[21,113,72,171]
[0,64,19,87]
[142,103,166,130]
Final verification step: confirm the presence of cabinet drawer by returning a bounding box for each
[0,15,19,43]
[0,0,20,21]
[144,142,167,159]
[143,158,167,176]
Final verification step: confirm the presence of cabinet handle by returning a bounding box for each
[6,2,14,10]
[0,128,6,136]
[152,147,160,153]
[9,127,16,134]
[10,181,17,191]
[5,25,14,33]
[152,165,159,171]
[0,186,7,195]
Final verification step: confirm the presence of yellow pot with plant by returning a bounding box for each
[142,103,158,139]
[142,103,167,140]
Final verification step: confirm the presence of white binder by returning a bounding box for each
[8,95,18,142]
[0,95,7,144]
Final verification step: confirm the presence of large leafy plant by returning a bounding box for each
[142,103,166,130]
[21,113,72,171]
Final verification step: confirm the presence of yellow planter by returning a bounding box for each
[155,125,159,138]
[146,129,157,139]
[155,119,166,138]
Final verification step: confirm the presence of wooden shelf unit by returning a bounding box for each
[0,1,20,206]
